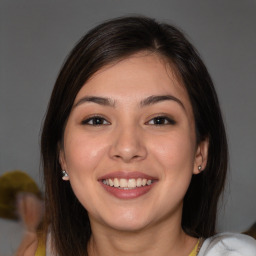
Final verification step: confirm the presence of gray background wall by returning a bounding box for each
[0,0,255,254]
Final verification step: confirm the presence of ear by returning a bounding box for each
[193,137,209,175]
[59,149,70,181]
[59,146,68,173]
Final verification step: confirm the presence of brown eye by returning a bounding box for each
[82,116,110,126]
[147,116,176,125]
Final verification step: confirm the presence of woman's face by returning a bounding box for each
[60,53,207,232]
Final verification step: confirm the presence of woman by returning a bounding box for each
[21,16,256,255]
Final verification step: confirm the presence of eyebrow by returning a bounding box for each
[74,94,185,110]
[140,95,185,109]
[74,96,115,108]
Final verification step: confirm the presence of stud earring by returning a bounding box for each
[198,165,202,171]
[62,170,69,181]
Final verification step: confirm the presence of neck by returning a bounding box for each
[87,213,197,256]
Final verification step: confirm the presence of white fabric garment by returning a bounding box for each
[198,232,256,256]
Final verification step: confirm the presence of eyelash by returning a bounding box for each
[146,116,176,125]
[81,115,176,126]
[81,115,110,126]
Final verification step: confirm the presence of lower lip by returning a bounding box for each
[100,182,156,199]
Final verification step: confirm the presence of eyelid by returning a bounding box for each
[81,114,111,125]
[145,114,176,125]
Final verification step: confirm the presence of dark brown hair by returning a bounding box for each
[41,16,228,255]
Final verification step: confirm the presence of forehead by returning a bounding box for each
[74,53,192,113]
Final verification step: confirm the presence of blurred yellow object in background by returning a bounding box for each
[0,170,41,220]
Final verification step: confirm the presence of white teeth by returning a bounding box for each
[109,179,114,187]
[136,178,142,187]
[120,178,128,187]
[102,178,154,189]
[142,179,147,186]
[114,178,119,187]
[128,179,136,188]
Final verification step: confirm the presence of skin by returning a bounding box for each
[59,52,208,256]
[15,194,43,256]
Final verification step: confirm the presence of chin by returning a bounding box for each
[108,219,150,232]
[103,209,154,232]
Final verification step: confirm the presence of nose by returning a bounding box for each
[109,124,147,163]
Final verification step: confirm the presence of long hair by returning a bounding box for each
[41,16,228,255]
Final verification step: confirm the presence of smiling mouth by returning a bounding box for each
[102,178,155,189]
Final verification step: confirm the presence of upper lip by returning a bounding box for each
[98,171,158,181]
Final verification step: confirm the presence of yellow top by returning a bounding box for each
[189,238,201,256]
[36,237,202,256]
[35,239,46,256]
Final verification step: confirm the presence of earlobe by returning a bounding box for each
[59,149,69,179]
[193,138,209,175]
[61,170,69,181]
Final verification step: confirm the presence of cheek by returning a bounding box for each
[151,133,195,211]
[153,130,196,195]
[63,134,108,211]
[64,133,107,176]
[152,131,196,170]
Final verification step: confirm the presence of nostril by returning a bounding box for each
[109,133,147,162]
[112,153,144,163]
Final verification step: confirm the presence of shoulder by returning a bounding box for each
[15,233,38,256]
[198,232,256,256]
[23,239,38,256]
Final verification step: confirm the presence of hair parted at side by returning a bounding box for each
[41,16,228,256]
